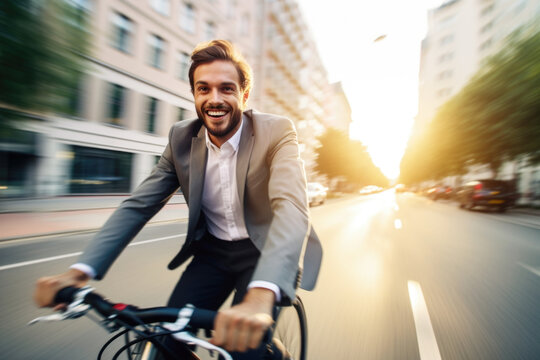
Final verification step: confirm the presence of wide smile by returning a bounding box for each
[205,109,230,120]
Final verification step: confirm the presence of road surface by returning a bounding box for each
[1,190,539,359]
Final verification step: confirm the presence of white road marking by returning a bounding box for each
[408,281,442,360]
[0,234,184,272]
[394,204,399,211]
[394,219,403,229]
[518,262,540,277]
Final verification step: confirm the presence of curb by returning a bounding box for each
[0,217,188,243]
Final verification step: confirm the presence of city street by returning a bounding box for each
[1,191,539,359]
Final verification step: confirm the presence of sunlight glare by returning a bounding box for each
[298,0,448,179]
[356,251,382,288]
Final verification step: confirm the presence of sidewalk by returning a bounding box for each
[0,195,188,241]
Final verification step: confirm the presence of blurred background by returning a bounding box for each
[1,1,540,359]
[0,0,538,202]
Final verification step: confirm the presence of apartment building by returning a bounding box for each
[417,0,539,131]
[2,0,341,197]
[415,0,540,201]
[253,0,331,177]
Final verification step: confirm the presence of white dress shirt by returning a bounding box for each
[201,120,249,241]
[201,120,280,300]
[72,119,280,301]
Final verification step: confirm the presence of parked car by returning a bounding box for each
[395,184,407,193]
[359,185,383,195]
[307,182,327,206]
[426,185,453,200]
[456,179,516,212]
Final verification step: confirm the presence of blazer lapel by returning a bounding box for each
[187,125,207,241]
[236,111,255,206]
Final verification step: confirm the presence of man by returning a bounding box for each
[34,40,322,359]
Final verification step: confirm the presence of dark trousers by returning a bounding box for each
[163,234,270,360]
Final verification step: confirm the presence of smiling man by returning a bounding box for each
[33,40,322,360]
[193,60,247,144]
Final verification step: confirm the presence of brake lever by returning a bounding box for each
[28,302,91,325]
[172,331,233,360]
[28,286,94,326]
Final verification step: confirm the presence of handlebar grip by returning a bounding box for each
[54,286,79,304]
[189,308,216,329]
[189,308,272,344]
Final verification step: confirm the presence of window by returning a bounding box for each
[440,34,454,46]
[107,83,127,126]
[66,80,84,117]
[178,107,186,122]
[481,4,494,16]
[438,88,452,98]
[112,13,133,53]
[438,70,453,80]
[438,52,453,63]
[437,14,456,30]
[65,0,92,29]
[148,34,166,69]
[205,21,216,40]
[150,0,170,15]
[177,51,190,81]
[70,145,133,194]
[480,38,492,50]
[180,3,196,33]
[480,21,493,33]
[146,97,158,133]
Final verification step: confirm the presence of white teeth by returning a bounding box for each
[207,111,226,116]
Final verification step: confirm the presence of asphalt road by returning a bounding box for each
[1,191,539,359]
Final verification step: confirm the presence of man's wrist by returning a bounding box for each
[69,263,96,280]
[247,280,281,303]
[244,287,276,312]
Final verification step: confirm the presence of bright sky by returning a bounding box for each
[297,0,446,180]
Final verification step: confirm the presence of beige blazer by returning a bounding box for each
[78,110,322,300]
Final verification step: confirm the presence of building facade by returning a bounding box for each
[1,0,344,197]
[253,0,330,178]
[415,0,540,203]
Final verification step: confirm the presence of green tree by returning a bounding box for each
[0,0,89,124]
[315,128,388,187]
[400,27,540,184]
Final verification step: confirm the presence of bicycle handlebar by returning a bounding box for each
[54,286,216,330]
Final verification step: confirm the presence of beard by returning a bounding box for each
[197,104,243,139]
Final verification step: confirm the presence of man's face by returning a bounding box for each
[193,60,249,147]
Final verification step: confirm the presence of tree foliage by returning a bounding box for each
[315,128,388,187]
[400,28,540,184]
[0,0,89,119]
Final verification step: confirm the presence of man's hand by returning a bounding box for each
[211,287,275,352]
[33,269,89,308]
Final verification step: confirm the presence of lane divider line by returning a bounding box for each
[518,262,540,277]
[0,234,185,272]
[394,219,403,229]
[408,280,442,360]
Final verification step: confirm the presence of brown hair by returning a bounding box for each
[189,40,252,94]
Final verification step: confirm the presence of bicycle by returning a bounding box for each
[29,286,307,360]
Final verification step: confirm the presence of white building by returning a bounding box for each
[253,0,331,180]
[415,0,540,203]
[1,0,343,197]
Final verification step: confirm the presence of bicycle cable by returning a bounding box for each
[97,316,173,360]
[96,329,130,360]
[111,328,187,360]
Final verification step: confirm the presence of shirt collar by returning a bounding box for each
[205,117,244,152]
